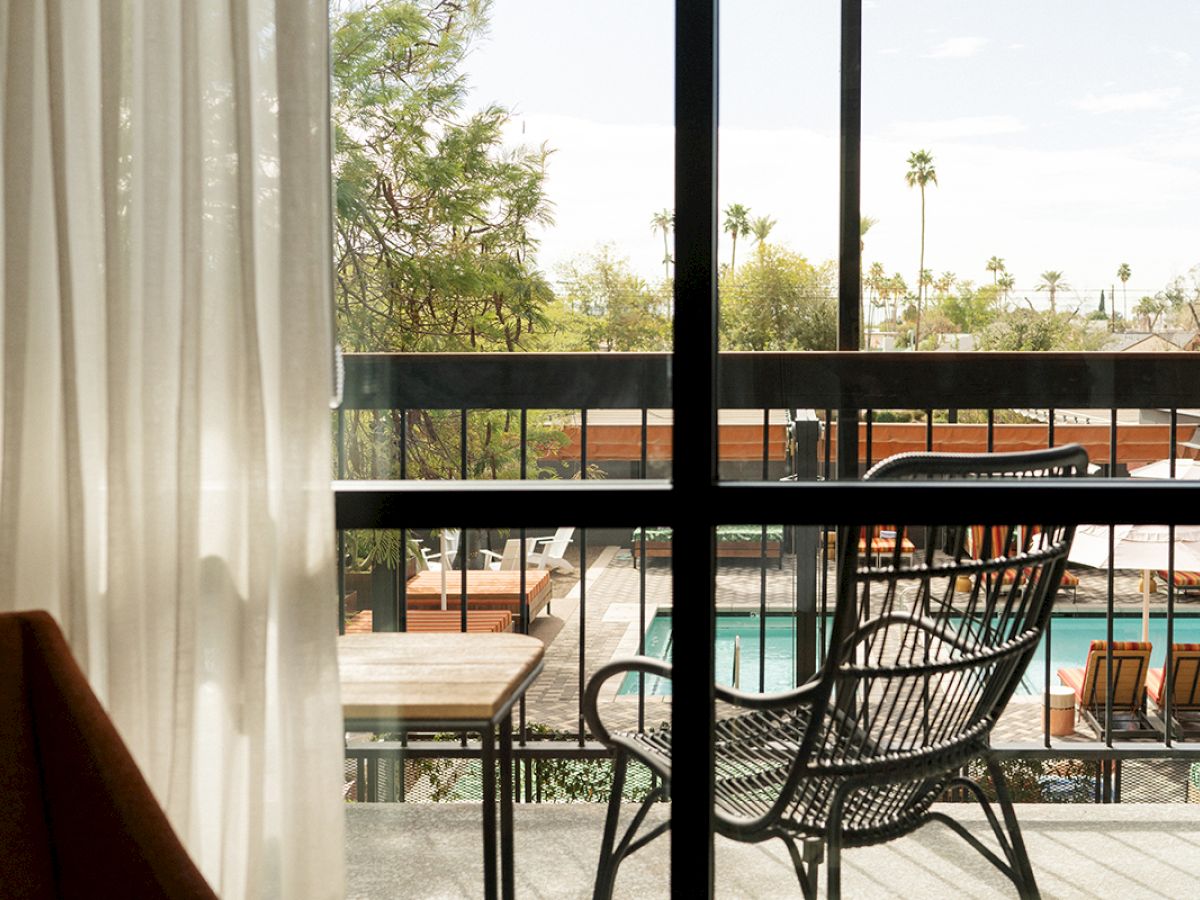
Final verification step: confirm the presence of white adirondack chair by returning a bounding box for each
[528,527,576,574]
[478,538,538,572]
[420,529,460,572]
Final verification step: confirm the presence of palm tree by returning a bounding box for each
[858,216,878,346]
[723,203,751,271]
[889,273,908,325]
[1036,270,1069,313]
[1117,262,1131,320]
[936,271,956,298]
[905,149,937,347]
[750,215,776,255]
[986,256,1006,285]
[997,273,1015,307]
[650,209,673,280]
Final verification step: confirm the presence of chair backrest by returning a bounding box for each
[1165,644,1200,708]
[0,611,216,898]
[1079,641,1152,710]
[495,537,537,571]
[543,526,574,557]
[796,445,1087,785]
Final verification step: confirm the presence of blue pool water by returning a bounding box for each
[618,613,1200,697]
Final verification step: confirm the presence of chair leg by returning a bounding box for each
[987,759,1041,900]
[826,783,853,900]
[593,752,628,900]
[780,835,823,900]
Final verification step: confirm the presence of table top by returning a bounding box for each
[339,632,545,724]
[406,569,551,600]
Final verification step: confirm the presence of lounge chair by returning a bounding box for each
[1002,567,1079,602]
[585,444,1087,899]
[528,527,575,574]
[1057,641,1157,739]
[0,611,216,898]
[857,524,915,566]
[962,526,1079,601]
[1146,643,1200,739]
[1156,570,1200,600]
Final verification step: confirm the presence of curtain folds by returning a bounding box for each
[1,2,343,897]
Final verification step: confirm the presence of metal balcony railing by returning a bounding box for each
[336,350,1200,804]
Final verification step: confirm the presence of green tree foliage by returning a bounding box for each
[332,0,554,352]
[934,283,1000,334]
[719,246,836,350]
[546,247,672,351]
[331,1,564,485]
[978,310,1102,351]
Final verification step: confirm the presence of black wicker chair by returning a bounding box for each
[583,445,1088,899]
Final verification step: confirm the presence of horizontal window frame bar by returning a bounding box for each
[335,479,1200,528]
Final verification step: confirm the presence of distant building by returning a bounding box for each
[1101,330,1200,352]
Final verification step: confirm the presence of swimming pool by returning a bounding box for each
[617,612,1200,697]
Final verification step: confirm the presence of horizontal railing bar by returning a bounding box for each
[336,479,1200,528]
[721,351,1200,409]
[343,352,671,410]
[345,740,610,761]
[990,743,1200,759]
[342,351,1200,411]
[345,741,1200,763]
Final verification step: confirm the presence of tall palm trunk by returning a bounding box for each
[662,230,670,280]
[914,188,925,348]
[730,233,738,272]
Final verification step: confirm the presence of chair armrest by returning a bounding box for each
[714,679,823,711]
[478,549,503,562]
[583,657,673,744]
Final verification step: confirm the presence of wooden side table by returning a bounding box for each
[339,632,545,900]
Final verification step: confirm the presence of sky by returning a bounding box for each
[463,1,1200,312]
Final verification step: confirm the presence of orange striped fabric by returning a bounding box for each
[1089,640,1151,652]
[1002,568,1078,587]
[1157,570,1200,587]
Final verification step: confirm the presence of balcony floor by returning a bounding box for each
[346,802,1200,898]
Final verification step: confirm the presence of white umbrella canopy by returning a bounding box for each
[1129,458,1200,480]
[1069,524,1200,641]
[1069,524,1200,571]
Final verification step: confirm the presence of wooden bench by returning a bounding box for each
[403,570,553,622]
[344,609,513,634]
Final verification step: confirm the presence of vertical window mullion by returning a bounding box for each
[671,1,719,895]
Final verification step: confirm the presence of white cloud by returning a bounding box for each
[1008,43,1026,51]
[924,37,988,59]
[888,115,1026,141]
[878,47,901,56]
[1150,45,1191,66]
[1074,88,1180,114]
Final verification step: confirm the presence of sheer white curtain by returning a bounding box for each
[1,2,343,897]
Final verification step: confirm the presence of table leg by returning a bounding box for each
[500,712,515,899]
[482,726,498,900]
